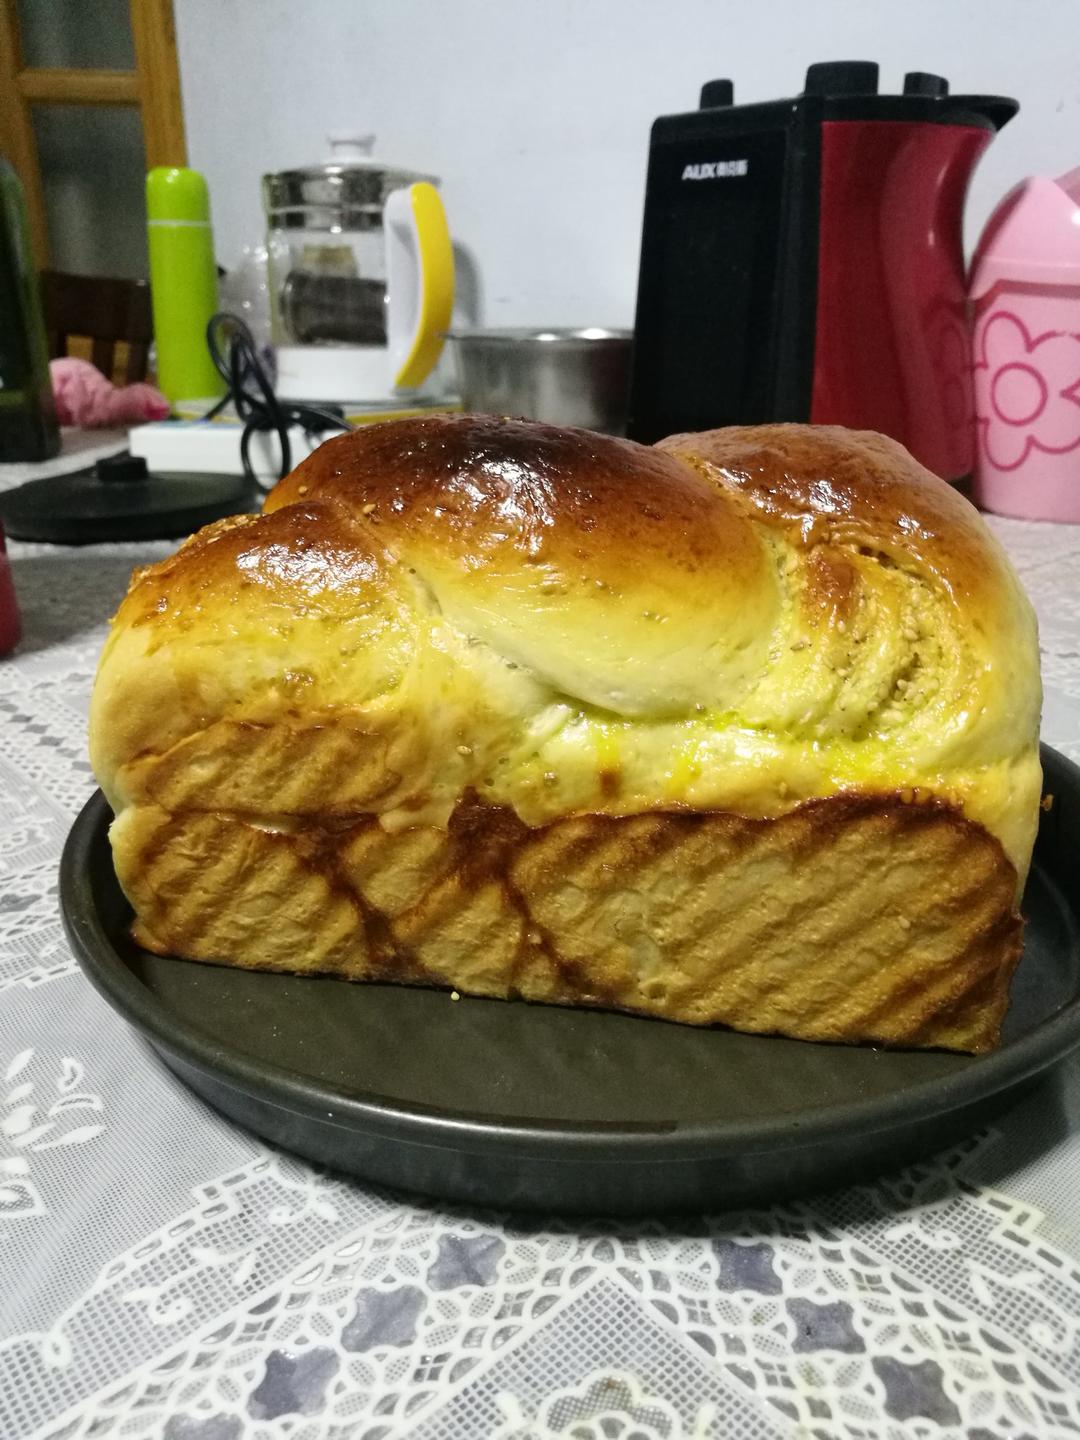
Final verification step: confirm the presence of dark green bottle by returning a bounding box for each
[0,159,59,461]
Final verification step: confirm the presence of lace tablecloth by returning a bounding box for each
[2,497,1080,1440]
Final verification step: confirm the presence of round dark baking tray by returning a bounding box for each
[60,743,1080,1215]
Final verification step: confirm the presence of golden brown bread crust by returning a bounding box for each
[267,412,772,614]
[116,789,1021,1053]
[271,411,765,573]
[658,424,1003,613]
[89,417,1043,1053]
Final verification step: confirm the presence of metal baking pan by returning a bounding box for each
[60,743,1080,1215]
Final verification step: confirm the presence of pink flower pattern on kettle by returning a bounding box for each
[974,310,1080,471]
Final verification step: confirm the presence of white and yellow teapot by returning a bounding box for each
[263,134,454,404]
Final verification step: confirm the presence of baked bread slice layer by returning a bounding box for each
[113,789,1021,1053]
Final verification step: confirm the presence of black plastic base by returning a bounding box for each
[0,459,256,543]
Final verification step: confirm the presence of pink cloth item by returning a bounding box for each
[49,357,170,428]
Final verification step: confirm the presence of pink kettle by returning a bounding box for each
[972,167,1080,521]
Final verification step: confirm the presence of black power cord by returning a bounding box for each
[205,312,351,489]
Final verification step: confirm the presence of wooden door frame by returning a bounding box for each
[0,0,187,266]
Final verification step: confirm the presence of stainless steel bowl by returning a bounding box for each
[446,327,632,435]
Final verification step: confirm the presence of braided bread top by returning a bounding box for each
[90,416,1041,879]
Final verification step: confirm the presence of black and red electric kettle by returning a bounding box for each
[627,61,1017,482]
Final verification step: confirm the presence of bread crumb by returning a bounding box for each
[457,744,473,756]
[903,627,919,642]
[362,501,376,515]
[450,990,461,1001]
[297,485,309,495]
[898,915,912,930]
[1041,793,1054,812]
[900,787,916,804]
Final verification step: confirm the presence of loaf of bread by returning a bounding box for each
[89,417,1042,1052]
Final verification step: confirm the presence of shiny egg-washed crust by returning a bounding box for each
[90,417,1042,1052]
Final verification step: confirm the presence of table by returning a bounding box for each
[2,462,1080,1439]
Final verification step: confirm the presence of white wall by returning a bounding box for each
[176,0,1080,329]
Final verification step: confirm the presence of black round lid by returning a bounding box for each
[0,455,257,544]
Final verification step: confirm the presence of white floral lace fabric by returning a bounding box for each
[2,492,1080,1439]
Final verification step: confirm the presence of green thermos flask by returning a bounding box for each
[146,167,226,405]
[0,159,59,461]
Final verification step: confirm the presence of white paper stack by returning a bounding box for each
[128,417,324,480]
[128,399,462,480]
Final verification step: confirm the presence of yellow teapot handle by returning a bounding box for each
[385,181,455,391]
